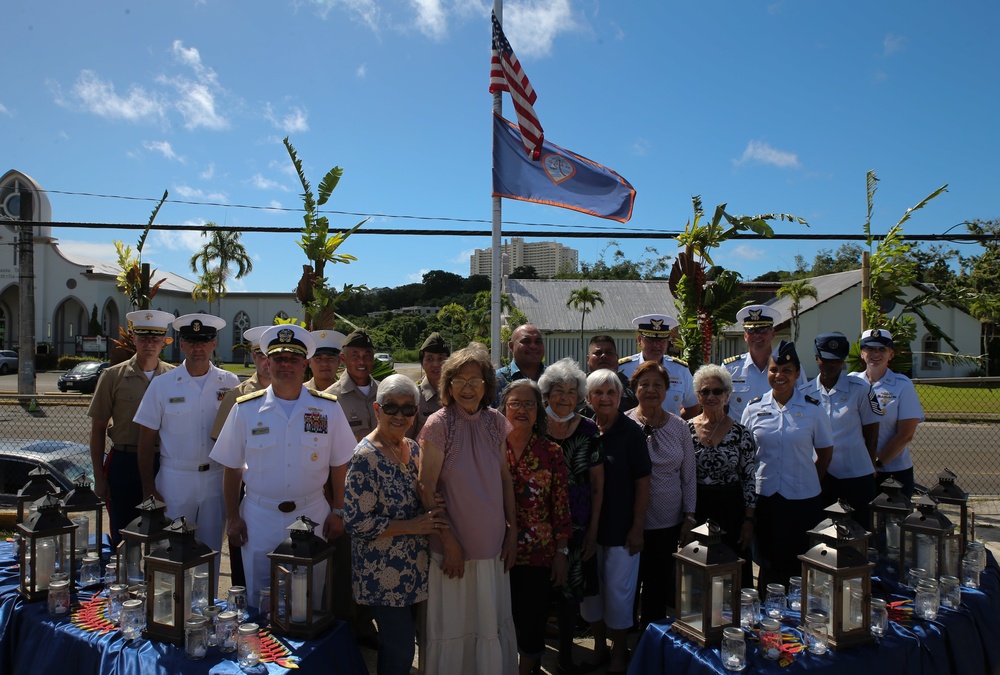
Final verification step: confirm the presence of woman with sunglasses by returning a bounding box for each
[417,342,519,675]
[688,364,757,586]
[625,360,696,628]
[343,374,447,675]
[344,375,446,675]
[500,380,571,675]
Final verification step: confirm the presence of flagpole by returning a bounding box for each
[490,0,504,367]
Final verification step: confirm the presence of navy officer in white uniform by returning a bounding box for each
[724,305,806,422]
[618,314,697,418]
[211,325,356,600]
[135,313,240,595]
[799,332,882,524]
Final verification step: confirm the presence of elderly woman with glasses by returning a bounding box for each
[417,342,518,675]
[689,364,757,586]
[580,368,650,674]
[499,380,571,675]
[537,358,605,673]
[625,360,696,628]
[343,374,447,675]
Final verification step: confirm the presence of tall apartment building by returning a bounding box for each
[470,237,579,278]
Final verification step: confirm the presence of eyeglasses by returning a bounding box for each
[380,402,419,417]
[451,378,485,390]
[506,400,537,410]
[697,388,727,397]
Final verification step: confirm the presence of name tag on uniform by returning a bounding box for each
[304,412,328,434]
[169,397,185,403]
[755,412,773,417]
[251,427,270,436]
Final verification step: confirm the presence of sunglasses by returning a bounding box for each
[380,403,419,417]
[697,388,727,397]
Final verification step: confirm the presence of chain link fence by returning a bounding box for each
[1,377,999,497]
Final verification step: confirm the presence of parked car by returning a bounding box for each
[57,361,110,394]
[374,352,394,368]
[0,439,94,506]
[0,350,17,375]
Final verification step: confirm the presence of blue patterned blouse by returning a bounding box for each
[343,437,429,607]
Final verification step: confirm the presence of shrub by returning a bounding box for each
[392,349,419,364]
[57,355,102,370]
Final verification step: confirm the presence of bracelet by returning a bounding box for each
[684,515,697,525]
[556,547,569,556]
[743,515,757,524]
[331,507,345,518]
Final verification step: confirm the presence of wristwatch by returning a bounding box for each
[556,547,569,556]
[684,515,697,525]
[874,457,884,469]
[331,507,345,518]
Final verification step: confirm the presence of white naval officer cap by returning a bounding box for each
[173,313,226,341]
[735,305,777,329]
[261,324,316,359]
[310,329,346,356]
[243,326,271,355]
[632,313,678,338]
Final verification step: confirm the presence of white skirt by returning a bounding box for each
[421,553,517,675]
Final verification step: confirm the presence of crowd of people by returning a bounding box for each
[86,304,925,675]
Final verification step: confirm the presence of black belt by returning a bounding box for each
[197,463,211,472]
[278,501,296,513]
[112,445,139,453]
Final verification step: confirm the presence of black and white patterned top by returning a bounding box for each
[687,421,758,509]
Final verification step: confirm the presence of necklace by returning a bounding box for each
[637,407,663,429]
[699,415,727,446]
[376,432,409,470]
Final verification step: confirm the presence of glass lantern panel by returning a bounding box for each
[806,568,833,619]
[914,532,939,578]
[841,577,864,632]
[184,563,210,620]
[679,566,705,631]
[57,533,74,575]
[291,564,310,624]
[34,536,58,591]
[152,570,177,626]
[70,514,91,556]
[942,534,960,577]
[124,540,144,585]
[711,574,733,627]
[886,515,902,553]
[274,565,291,624]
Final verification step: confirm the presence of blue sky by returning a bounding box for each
[5,1,998,298]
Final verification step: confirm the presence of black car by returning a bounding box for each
[0,439,94,506]
[57,361,110,394]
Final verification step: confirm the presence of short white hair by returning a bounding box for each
[586,369,622,395]
[538,358,588,402]
[376,374,419,404]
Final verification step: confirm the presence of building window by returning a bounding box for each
[275,311,289,322]
[233,311,251,344]
[922,334,941,370]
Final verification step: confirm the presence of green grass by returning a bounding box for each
[915,382,1000,416]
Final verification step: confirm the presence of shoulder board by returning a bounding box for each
[748,395,763,405]
[668,356,688,367]
[309,388,339,402]
[804,395,820,405]
[723,355,741,365]
[618,356,632,365]
[236,389,266,404]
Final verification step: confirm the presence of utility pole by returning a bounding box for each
[17,186,36,395]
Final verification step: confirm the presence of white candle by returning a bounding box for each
[887,519,900,549]
[711,578,724,626]
[916,534,936,577]
[291,569,308,623]
[35,540,55,590]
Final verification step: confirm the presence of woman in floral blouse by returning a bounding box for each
[500,379,572,675]
[344,374,447,675]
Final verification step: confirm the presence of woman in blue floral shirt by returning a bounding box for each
[344,374,448,675]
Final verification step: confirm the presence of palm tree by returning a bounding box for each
[189,222,253,317]
[438,304,468,351]
[777,279,818,342]
[567,286,604,361]
[191,267,223,315]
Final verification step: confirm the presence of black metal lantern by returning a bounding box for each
[672,521,743,647]
[62,474,106,559]
[808,500,871,558]
[928,468,971,560]
[268,517,336,639]
[16,467,62,524]
[869,477,912,574]
[900,495,958,580]
[17,494,77,602]
[798,526,874,650]
[117,497,173,586]
[143,517,218,645]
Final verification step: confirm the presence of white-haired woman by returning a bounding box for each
[689,364,757,586]
[580,369,649,674]
[344,374,447,675]
[538,358,605,673]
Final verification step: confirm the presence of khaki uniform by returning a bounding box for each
[211,373,265,441]
[407,377,441,440]
[324,371,378,442]
[87,355,174,543]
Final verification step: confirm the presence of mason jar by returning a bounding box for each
[721,626,746,671]
[237,623,262,668]
[184,616,209,660]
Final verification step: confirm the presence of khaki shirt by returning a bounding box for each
[211,373,266,440]
[303,377,338,392]
[325,371,378,442]
[407,377,441,441]
[87,355,175,448]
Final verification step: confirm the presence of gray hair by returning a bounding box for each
[498,379,548,436]
[586,368,622,396]
[376,374,419,404]
[537,357,588,403]
[693,364,733,393]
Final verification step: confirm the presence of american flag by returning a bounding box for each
[490,12,543,160]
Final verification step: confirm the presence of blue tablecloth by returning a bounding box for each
[629,553,1000,675]
[0,542,368,675]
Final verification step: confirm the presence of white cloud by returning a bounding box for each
[452,248,476,264]
[268,200,283,210]
[265,104,309,133]
[172,184,228,202]
[151,225,207,253]
[734,140,800,169]
[0,103,10,116]
[305,0,381,30]
[200,163,215,180]
[62,70,165,123]
[883,33,905,56]
[268,159,297,178]
[727,244,768,261]
[143,140,184,162]
[411,0,447,40]
[157,40,228,130]
[356,64,367,78]
[249,173,289,191]
[631,138,650,156]
[407,268,431,282]
[502,0,576,59]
